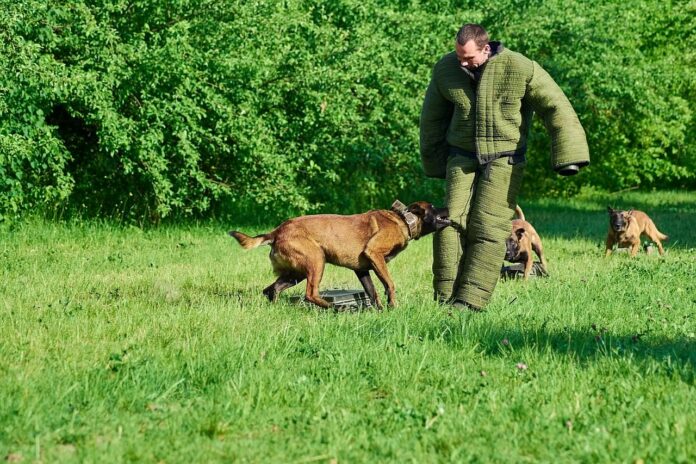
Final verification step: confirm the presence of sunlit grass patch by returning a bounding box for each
[1,192,695,462]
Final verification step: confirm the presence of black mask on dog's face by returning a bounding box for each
[504,238,517,261]
[608,207,631,232]
[504,227,524,261]
[430,206,451,231]
[407,203,451,237]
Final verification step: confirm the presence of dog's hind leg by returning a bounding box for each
[644,221,667,255]
[355,270,382,309]
[269,239,329,308]
[303,259,330,308]
[263,275,305,302]
[654,239,665,256]
[629,241,641,257]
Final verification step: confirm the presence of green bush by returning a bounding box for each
[496,0,696,196]
[0,0,694,222]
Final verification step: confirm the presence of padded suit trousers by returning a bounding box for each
[433,154,525,309]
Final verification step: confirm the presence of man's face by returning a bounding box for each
[455,40,490,70]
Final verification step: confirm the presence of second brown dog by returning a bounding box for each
[229,201,450,309]
[605,207,668,257]
[504,205,548,279]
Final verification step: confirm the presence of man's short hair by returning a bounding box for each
[456,24,489,48]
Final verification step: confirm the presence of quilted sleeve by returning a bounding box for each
[419,72,454,179]
[526,61,590,172]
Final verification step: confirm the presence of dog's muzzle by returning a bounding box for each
[434,208,451,230]
[504,240,517,261]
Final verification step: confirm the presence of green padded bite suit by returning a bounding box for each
[433,155,524,308]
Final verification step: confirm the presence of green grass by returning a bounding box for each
[1,190,695,462]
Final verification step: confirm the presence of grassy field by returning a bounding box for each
[1,190,695,462]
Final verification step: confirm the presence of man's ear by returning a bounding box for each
[515,227,526,240]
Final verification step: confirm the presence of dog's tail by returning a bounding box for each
[646,220,669,241]
[228,231,273,249]
[514,205,526,221]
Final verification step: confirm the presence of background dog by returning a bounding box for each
[504,205,548,279]
[605,207,668,256]
[229,201,450,309]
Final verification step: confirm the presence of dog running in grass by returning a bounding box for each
[504,205,548,279]
[229,201,450,309]
[605,207,668,257]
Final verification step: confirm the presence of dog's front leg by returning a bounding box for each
[355,270,382,309]
[363,249,396,307]
[604,234,615,256]
[522,259,533,280]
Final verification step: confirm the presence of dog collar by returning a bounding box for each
[391,200,417,240]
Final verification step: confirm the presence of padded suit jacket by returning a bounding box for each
[420,43,590,179]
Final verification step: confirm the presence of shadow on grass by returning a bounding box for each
[419,315,696,379]
[230,285,695,377]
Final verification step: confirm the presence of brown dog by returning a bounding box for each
[504,205,548,279]
[605,207,668,257]
[229,201,450,309]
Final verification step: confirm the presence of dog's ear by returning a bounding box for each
[515,227,526,240]
[607,206,614,214]
[627,209,634,217]
[407,203,425,217]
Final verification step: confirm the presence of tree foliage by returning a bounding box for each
[1,0,694,221]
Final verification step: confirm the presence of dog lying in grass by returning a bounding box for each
[229,201,450,309]
[605,207,668,257]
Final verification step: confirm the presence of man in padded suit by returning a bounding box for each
[420,23,590,310]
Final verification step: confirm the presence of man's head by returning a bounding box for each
[455,23,490,70]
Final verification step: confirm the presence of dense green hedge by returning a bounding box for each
[1,0,694,221]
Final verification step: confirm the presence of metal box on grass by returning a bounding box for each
[290,289,373,310]
[501,262,548,279]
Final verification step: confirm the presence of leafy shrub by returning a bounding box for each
[0,0,694,222]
